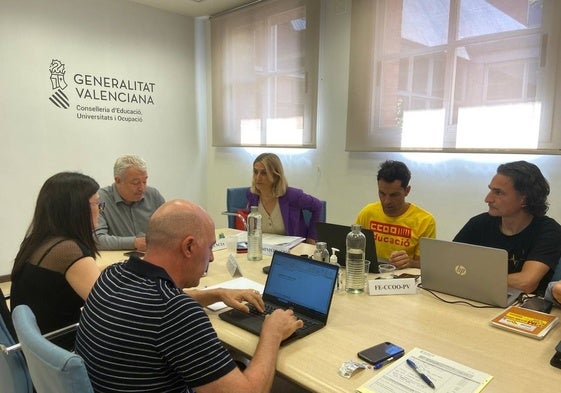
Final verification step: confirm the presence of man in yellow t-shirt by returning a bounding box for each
[356,160,436,269]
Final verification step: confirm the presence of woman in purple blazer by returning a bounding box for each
[245,153,323,244]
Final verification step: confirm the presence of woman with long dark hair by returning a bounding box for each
[10,172,102,349]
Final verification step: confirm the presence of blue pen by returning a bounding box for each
[406,359,435,389]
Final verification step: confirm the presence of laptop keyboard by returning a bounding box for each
[247,303,321,335]
[248,303,276,315]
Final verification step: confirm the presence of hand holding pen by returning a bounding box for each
[406,358,435,389]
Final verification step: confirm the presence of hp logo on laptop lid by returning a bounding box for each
[454,265,467,276]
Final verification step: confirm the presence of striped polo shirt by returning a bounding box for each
[75,257,236,392]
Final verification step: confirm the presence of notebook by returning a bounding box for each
[315,222,379,272]
[219,251,339,345]
[420,238,523,308]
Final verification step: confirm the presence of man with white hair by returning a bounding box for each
[95,154,165,250]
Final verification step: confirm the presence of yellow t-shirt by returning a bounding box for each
[356,202,436,260]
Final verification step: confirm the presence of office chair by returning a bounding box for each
[304,200,327,225]
[225,187,249,228]
[0,288,33,393]
[11,305,93,393]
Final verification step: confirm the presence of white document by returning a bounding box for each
[357,347,493,393]
[204,277,264,311]
[262,233,305,248]
[212,232,305,253]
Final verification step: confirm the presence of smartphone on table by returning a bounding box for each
[358,342,404,369]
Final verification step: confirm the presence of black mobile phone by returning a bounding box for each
[520,296,553,313]
[551,340,561,369]
[357,342,404,368]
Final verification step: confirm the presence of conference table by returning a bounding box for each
[97,229,561,392]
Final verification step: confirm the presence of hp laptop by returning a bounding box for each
[219,251,339,345]
[420,238,523,308]
[315,222,379,272]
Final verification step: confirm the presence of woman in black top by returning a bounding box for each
[10,172,103,349]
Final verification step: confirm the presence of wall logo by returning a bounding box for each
[47,58,156,122]
[49,59,70,109]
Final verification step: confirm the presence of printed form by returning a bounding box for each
[357,347,493,393]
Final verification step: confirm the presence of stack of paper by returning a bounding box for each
[212,231,305,255]
[261,234,305,255]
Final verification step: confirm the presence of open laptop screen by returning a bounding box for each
[264,252,338,319]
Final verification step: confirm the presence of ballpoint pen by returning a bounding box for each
[406,358,435,389]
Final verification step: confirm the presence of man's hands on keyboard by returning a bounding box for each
[220,288,265,313]
[247,303,276,316]
[260,308,304,343]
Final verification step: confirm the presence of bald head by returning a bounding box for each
[147,200,214,251]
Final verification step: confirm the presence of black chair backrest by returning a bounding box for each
[0,287,17,341]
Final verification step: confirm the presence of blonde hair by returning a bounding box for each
[251,153,287,197]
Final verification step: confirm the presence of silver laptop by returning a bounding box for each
[420,238,523,307]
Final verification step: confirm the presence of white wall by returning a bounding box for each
[0,0,203,275]
[2,0,561,277]
[204,1,561,244]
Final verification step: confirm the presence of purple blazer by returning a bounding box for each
[245,186,323,240]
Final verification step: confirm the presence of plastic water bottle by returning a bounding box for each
[346,224,365,293]
[247,206,262,261]
[312,242,330,263]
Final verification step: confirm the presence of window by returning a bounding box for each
[347,0,561,152]
[211,0,320,147]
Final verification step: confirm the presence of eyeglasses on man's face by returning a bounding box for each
[90,201,106,212]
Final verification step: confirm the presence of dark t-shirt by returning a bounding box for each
[454,213,561,295]
[10,238,91,349]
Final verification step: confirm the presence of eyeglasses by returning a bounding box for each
[90,201,106,212]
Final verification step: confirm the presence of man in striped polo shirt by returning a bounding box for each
[76,199,303,393]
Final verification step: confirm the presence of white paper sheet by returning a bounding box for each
[203,277,264,311]
[357,347,493,393]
